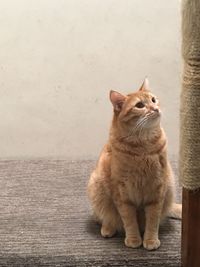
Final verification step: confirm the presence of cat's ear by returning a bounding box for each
[139,77,150,91]
[110,90,126,111]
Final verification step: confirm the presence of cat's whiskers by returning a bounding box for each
[137,118,149,137]
[119,112,158,140]
[120,116,149,141]
[135,116,148,131]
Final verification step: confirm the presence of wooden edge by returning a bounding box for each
[182,188,200,267]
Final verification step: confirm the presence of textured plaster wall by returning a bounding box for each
[0,0,181,159]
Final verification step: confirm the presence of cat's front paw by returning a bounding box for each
[143,238,161,250]
[125,236,142,248]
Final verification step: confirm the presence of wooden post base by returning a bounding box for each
[182,188,200,267]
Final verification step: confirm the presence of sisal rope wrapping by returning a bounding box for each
[180,0,200,190]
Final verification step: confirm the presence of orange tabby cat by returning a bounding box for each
[87,78,181,250]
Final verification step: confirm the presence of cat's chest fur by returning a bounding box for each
[124,172,161,207]
[112,155,164,207]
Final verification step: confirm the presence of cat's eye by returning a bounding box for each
[152,97,156,103]
[135,102,145,108]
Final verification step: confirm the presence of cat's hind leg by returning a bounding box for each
[87,171,122,237]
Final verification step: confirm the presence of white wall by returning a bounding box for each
[0,0,181,159]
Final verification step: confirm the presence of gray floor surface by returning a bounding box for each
[0,159,181,266]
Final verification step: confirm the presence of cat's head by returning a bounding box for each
[110,78,161,133]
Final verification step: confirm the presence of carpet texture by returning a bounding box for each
[0,159,181,266]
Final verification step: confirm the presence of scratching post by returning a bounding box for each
[181,0,200,266]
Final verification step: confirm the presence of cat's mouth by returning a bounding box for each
[143,111,161,128]
[147,111,161,119]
